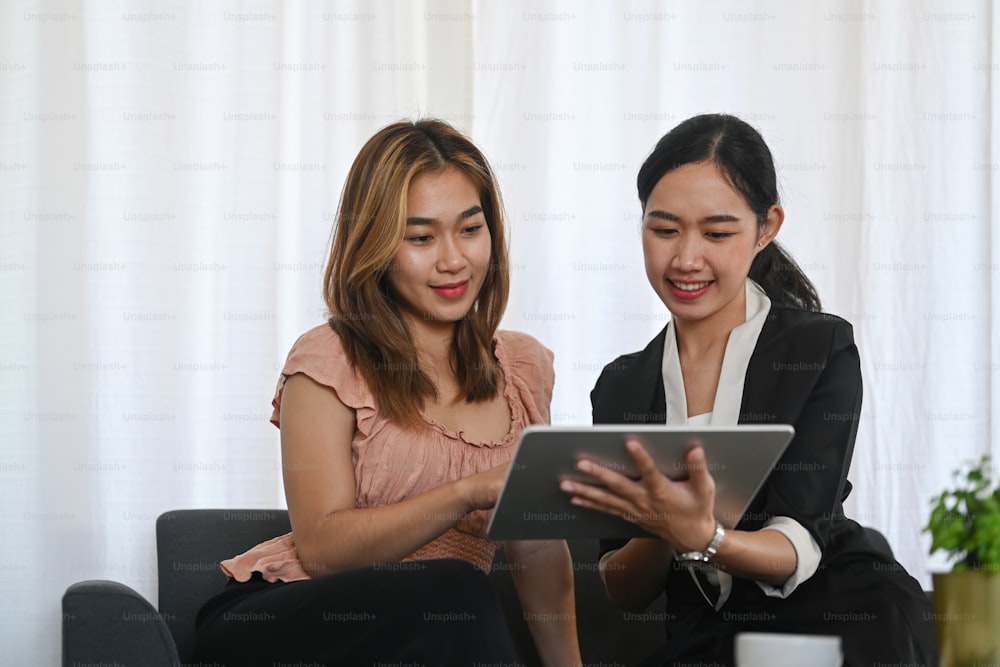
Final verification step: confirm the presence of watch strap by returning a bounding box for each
[675,521,725,564]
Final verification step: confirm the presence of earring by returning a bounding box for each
[757,242,763,248]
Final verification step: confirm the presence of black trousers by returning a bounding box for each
[194,558,524,667]
[639,557,938,667]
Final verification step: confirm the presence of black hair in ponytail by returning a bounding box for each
[636,113,821,312]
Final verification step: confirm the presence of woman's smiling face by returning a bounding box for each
[641,160,780,327]
[385,167,492,329]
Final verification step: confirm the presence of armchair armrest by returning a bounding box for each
[62,579,179,667]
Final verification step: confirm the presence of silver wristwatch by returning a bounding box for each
[675,521,725,564]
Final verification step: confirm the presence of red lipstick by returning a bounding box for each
[431,281,469,299]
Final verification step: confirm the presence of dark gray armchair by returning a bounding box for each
[62,509,293,665]
[61,509,667,667]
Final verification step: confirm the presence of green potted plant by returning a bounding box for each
[925,454,1000,667]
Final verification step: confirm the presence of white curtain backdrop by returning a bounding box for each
[2,0,997,662]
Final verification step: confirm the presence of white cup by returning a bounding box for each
[735,632,843,667]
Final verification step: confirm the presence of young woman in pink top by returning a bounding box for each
[194,119,582,666]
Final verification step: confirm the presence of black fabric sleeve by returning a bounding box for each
[753,320,862,554]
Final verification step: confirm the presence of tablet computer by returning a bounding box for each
[486,424,795,540]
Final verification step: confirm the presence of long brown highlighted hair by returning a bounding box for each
[323,119,510,426]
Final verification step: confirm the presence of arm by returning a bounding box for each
[719,326,862,596]
[281,373,504,575]
[563,443,798,590]
[496,336,579,664]
[709,527,796,585]
[600,538,673,611]
[505,540,582,667]
[754,322,863,555]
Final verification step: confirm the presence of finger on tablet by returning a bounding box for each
[625,437,662,480]
[685,444,713,491]
[567,486,633,520]
[574,457,616,482]
[562,477,600,501]
[574,459,641,500]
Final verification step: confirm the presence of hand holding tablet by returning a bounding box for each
[486,425,795,541]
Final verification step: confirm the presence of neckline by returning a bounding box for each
[686,412,713,426]
[422,334,523,448]
[662,280,772,426]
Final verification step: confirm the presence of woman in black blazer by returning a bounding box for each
[560,114,937,666]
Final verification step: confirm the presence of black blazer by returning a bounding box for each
[593,307,873,565]
[591,307,940,665]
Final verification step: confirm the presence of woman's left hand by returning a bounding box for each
[560,439,718,553]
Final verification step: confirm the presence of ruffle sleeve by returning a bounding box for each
[494,329,555,425]
[219,532,310,583]
[270,324,381,437]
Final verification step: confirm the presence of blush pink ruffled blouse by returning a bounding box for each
[220,325,555,582]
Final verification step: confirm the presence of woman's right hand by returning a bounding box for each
[560,440,718,553]
[457,462,510,511]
